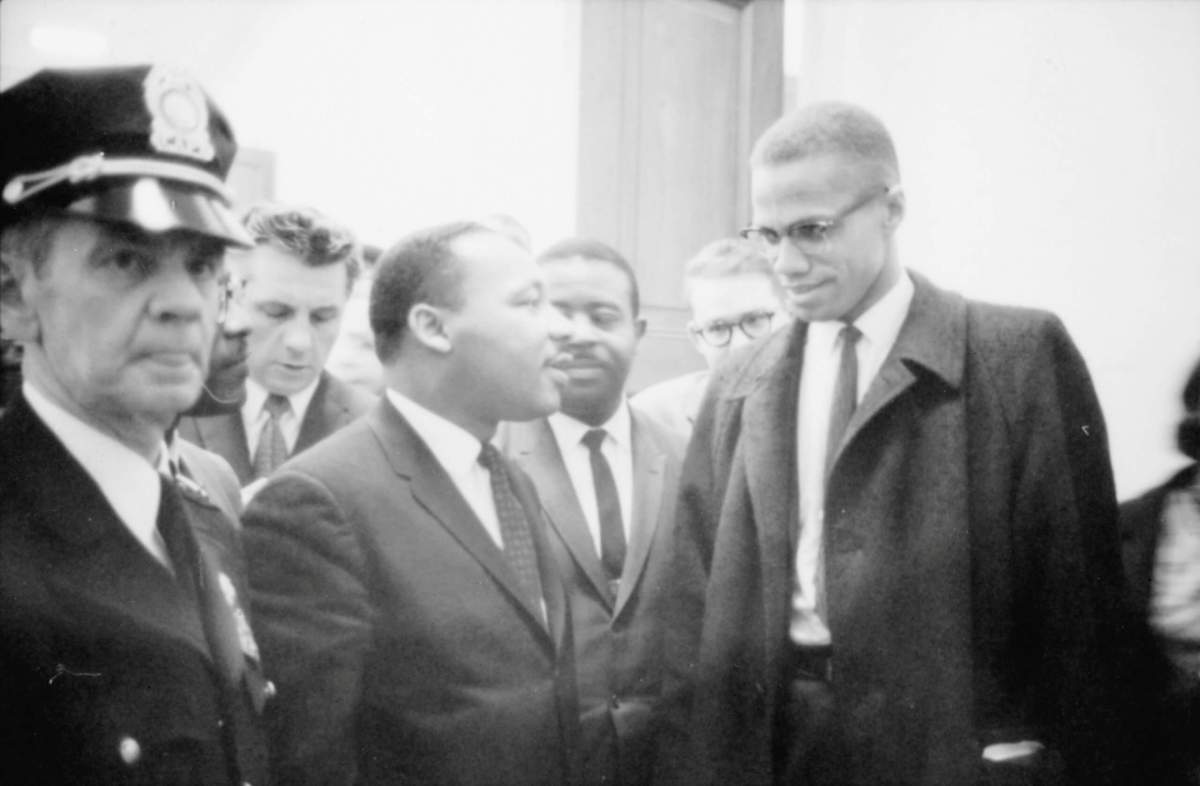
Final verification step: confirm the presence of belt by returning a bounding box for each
[789,644,834,682]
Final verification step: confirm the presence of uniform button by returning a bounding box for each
[263,680,277,700]
[118,735,141,765]
[609,695,620,709]
[217,718,226,729]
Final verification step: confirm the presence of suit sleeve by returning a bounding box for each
[1001,314,1147,783]
[242,469,373,786]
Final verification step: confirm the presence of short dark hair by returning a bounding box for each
[370,221,489,363]
[0,214,66,277]
[536,237,640,316]
[242,203,360,290]
[751,101,900,184]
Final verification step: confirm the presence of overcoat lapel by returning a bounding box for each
[614,413,666,618]
[736,323,807,653]
[829,274,966,477]
[295,372,333,454]
[509,420,613,609]
[366,402,554,645]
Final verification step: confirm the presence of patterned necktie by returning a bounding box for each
[582,428,626,593]
[478,443,546,620]
[825,323,862,481]
[251,393,291,479]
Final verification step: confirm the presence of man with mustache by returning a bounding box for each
[0,65,270,785]
[499,239,685,786]
[242,221,581,785]
[658,101,1140,785]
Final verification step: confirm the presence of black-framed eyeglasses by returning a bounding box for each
[690,309,776,348]
[739,185,894,255]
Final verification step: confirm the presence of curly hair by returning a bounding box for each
[241,203,360,290]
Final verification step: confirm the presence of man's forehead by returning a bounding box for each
[751,154,875,207]
[689,274,780,320]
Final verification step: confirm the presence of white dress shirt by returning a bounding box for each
[791,272,915,646]
[241,377,321,457]
[23,382,172,568]
[547,404,635,558]
[385,389,504,549]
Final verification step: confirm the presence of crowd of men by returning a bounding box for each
[1,64,1196,786]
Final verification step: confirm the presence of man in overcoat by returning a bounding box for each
[657,101,1138,786]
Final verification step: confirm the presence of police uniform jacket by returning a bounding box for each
[0,394,270,785]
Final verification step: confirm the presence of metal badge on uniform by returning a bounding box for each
[143,65,215,162]
[217,572,261,663]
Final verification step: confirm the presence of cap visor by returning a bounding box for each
[64,177,253,247]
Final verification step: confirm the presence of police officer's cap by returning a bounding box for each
[1,64,252,247]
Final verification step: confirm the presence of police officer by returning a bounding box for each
[0,65,271,785]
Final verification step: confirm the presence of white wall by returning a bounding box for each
[785,0,1200,497]
[0,0,581,249]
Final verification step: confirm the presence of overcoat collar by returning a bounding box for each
[364,400,561,649]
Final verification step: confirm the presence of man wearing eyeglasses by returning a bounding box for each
[658,101,1140,785]
[631,237,784,442]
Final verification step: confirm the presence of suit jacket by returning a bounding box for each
[500,408,684,786]
[177,370,374,484]
[242,399,582,786]
[0,394,270,785]
[658,273,1138,786]
[629,370,709,445]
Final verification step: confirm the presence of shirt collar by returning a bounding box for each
[244,375,322,422]
[22,381,163,529]
[804,270,915,353]
[548,401,632,451]
[385,388,488,475]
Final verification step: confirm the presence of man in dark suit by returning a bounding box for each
[0,65,270,785]
[177,203,374,491]
[499,239,684,786]
[242,220,581,785]
[658,101,1138,785]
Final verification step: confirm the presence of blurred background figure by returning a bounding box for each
[1121,356,1200,786]
[326,243,384,395]
[631,237,786,441]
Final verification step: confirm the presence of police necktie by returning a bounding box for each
[478,443,546,621]
[157,474,246,686]
[251,393,291,479]
[825,323,862,481]
[582,428,626,596]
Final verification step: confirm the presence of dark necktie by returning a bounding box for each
[251,393,291,479]
[582,428,626,592]
[157,474,200,600]
[825,323,862,481]
[157,474,246,686]
[478,443,546,621]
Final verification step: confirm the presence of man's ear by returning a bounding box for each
[407,302,452,354]
[0,256,39,343]
[884,185,906,231]
[634,316,647,341]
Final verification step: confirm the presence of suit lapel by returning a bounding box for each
[294,372,332,455]
[613,413,666,617]
[367,403,553,643]
[508,420,612,608]
[192,413,252,484]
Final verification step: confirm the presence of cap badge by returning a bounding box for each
[143,66,215,162]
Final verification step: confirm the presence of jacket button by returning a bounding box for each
[118,736,141,765]
[264,680,277,700]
